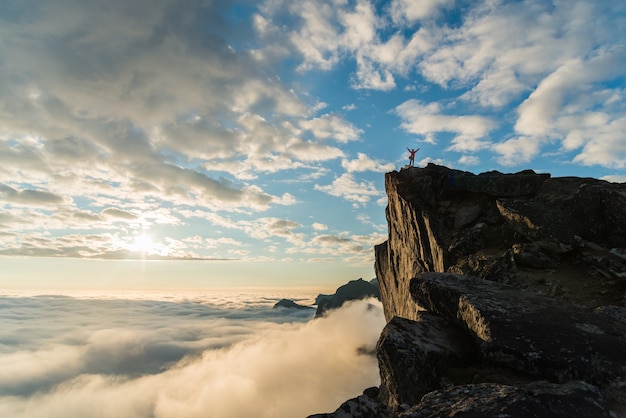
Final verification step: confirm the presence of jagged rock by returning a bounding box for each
[272,298,313,310]
[399,381,614,418]
[448,251,516,283]
[377,314,478,408]
[447,223,487,257]
[511,242,557,269]
[375,164,626,321]
[534,179,626,249]
[307,388,392,418]
[454,204,482,229]
[410,272,626,387]
[496,198,582,252]
[595,305,626,323]
[315,278,380,318]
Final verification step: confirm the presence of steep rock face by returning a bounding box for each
[375,164,626,321]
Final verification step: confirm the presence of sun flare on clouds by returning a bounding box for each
[127,233,159,255]
[1,1,625,278]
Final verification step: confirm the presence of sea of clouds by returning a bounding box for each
[0,291,385,417]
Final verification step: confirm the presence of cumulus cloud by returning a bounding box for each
[261,0,626,168]
[312,222,328,231]
[457,155,480,167]
[0,294,385,418]
[0,184,66,206]
[512,46,626,168]
[342,153,395,173]
[389,0,453,24]
[299,113,363,143]
[101,208,138,220]
[394,100,496,152]
[5,0,625,264]
[314,173,383,205]
[492,136,541,167]
[0,0,370,261]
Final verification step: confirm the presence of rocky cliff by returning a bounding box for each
[311,164,626,417]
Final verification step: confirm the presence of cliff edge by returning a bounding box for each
[311,164,626,417]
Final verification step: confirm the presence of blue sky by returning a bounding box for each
[1,0,625,288]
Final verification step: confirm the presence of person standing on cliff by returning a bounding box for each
[407,148,419,166]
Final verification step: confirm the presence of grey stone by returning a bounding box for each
[399,381,614,418]
[410,273,626,386]
[377,314,477,408]
[307,393,392,418]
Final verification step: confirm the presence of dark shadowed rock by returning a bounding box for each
[410,272,626,386]
[315,294,333,305]
[307,388,392,418]
[315,278,380,318]
[377,314,478,408]
[399,381,613,418]
[595,305,626,323]
[272,298,313,310]
[511,242,557,268]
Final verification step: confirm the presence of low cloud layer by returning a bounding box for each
[0,293,385,417]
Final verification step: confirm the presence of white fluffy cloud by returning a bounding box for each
[262,0,626,169]
[0,294,385,418]
[342,153,395,173]
[394,100,496,152]
[315,173,383,205]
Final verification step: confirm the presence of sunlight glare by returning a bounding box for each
[130,234,156,254]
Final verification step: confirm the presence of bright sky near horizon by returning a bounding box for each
[1,0,625,289]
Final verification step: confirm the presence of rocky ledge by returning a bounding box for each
[310,164,626,417]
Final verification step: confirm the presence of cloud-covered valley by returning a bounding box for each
[0,293,385,417]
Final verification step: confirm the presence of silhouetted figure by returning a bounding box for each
[407,148,419,166]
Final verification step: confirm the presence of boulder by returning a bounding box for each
[399,381,614,418]
[376,314,477,408]
[307,387,392,418]
[410,272,626,386]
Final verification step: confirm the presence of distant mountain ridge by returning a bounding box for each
[310,164,626,417]
[315,278,380,318]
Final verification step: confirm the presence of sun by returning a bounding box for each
[130,233,156,254]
